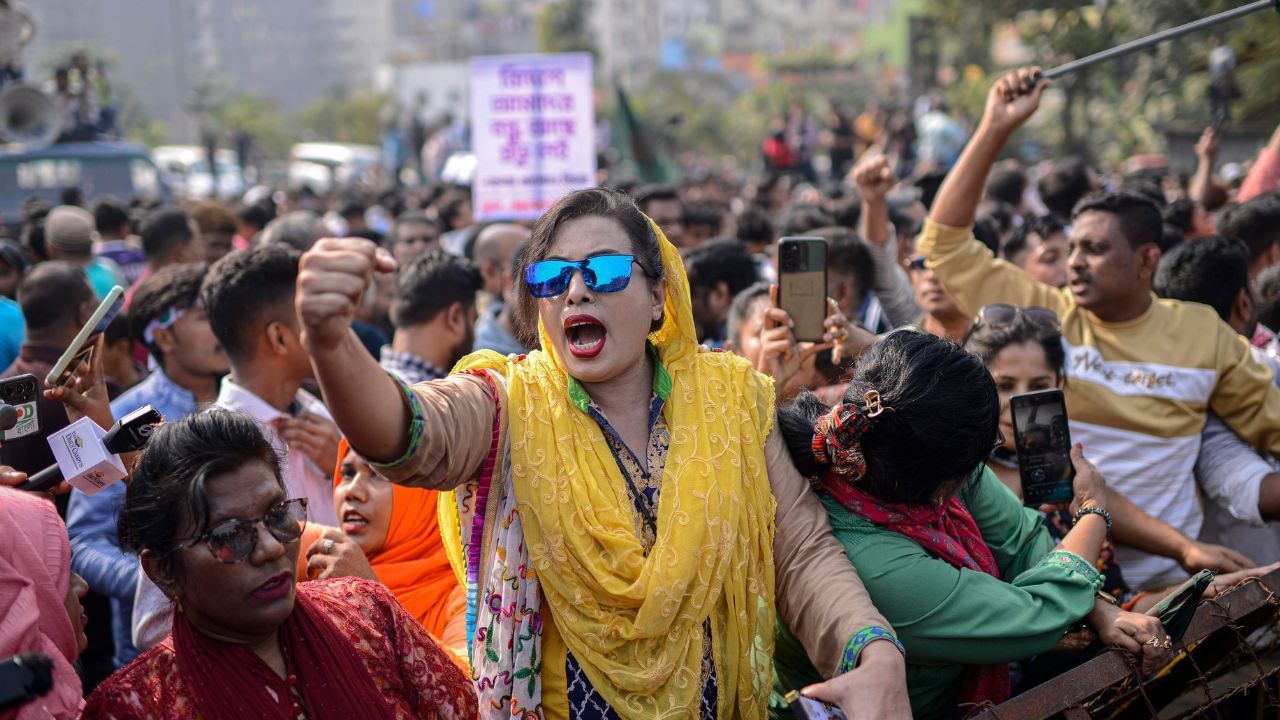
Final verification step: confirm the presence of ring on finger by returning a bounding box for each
[1145,637,1162,647]
[323,538,335,554]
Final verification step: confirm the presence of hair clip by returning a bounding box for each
[864,390,894,418]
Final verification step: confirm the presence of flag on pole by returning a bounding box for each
[612,83,675,183]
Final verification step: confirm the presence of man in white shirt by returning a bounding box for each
[200,243,341,526]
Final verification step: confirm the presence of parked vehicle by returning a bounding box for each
[287,142,381,192]
[153,145,245,199]
[0,141,170,227]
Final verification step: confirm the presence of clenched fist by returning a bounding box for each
[296,238,397,353]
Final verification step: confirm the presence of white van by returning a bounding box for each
[287,142,382,192]
[152,145,244,199]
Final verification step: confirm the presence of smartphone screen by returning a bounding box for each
[46,286,125,388]
[777,237,828,343]
[1011,389,1075,506]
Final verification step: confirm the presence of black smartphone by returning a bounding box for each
[46,286,124,388]
[785,691,848,719]
[777,237,828,343]
[1011,389,1075,506]
[1212,108,1227,133]
[0,373,40,442]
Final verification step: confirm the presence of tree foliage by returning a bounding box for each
[295,90,387,146]
[537,0,597,56]
[925,0,1280,163]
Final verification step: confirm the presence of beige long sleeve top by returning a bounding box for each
[365,371,893,677]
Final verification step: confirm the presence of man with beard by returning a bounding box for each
[919,67,1280,590]
[381,250,481,385]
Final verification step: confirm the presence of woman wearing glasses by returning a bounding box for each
[295,188,910,719]
[773,329,1173,719]
[964,305,1255,612]
[82,411,477,719]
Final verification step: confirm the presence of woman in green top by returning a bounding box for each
[774,330,1171,719]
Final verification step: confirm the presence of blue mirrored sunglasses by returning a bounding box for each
[525,254,639,299]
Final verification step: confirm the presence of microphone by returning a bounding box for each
[16,405,164,494]
[0,653,53,713]
[0,403,16,432]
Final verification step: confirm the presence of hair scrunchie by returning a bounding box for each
[811,390,894,482]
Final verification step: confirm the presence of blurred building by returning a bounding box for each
[594,0,873,88]
[24,0,391,141]
[387,0,549,63]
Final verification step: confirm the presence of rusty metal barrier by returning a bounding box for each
[971,567,1280,720]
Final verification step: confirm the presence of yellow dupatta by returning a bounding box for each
[453,217,778,718]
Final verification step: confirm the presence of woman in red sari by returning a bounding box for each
[82,410,476,720]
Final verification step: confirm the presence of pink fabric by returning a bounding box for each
[0,487,83,720]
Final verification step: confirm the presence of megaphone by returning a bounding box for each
[0,84,62,149]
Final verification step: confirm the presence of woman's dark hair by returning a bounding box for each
[515,188,666,348]
[963,315,1066,381]
[778,330,998,505]
[118,411,282,578]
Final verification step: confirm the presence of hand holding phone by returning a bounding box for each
[786,691,848,719]
[1011,389,1075,507]
[777,237,828,343]
[45,334,114,432]
[46,286,123,389]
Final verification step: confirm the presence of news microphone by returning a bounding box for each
[16,405,164,494]
[0,403,16,432]
[0,653,53,713]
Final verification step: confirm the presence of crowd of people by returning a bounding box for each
[1,64,1280,720]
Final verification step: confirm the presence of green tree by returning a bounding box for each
[213,94,293,162]
[924,0,1280,163]
[295,90,388,146]
[536,0,596,56]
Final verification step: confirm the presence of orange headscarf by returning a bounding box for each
[332,439,461,642]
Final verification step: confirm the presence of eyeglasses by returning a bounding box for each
[906,257,928,273]
[974,304,1061,332]
[176,498,308,564]
[525,254,640,299]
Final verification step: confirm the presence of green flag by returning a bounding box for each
[613,83,674,183]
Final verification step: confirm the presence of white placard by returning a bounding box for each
[470,53,596,220]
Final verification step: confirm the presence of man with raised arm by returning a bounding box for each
[919,67,1280,589]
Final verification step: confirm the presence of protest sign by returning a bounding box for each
[470,53,596,220]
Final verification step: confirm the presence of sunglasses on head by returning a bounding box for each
[176,498,308,564]
[525,254,640,299]
[974,304,1061,332]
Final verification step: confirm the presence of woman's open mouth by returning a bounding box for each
[564,314,607,359]
[342,508,369,535]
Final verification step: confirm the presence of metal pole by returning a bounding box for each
[1042,0,1278,79]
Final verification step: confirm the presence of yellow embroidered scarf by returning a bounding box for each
[454,218,777,718]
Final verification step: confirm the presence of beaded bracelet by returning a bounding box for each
[1073,505,1113,535]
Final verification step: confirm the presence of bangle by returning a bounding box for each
[1073,506,1112,535]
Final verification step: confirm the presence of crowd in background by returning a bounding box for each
[1,61,1280,719]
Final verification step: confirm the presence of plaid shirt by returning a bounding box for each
[379,346,447,386]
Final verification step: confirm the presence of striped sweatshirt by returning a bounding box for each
[920,220,1280,588]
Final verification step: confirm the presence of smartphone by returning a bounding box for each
[45,285,124,388]
[1010,389,1075,506]
[0,373,39,442]
[777,237,828,343]
[785,690,848,719]
[1212,108,1227,133]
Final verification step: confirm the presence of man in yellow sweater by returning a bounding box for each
[920,67,1280,589]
